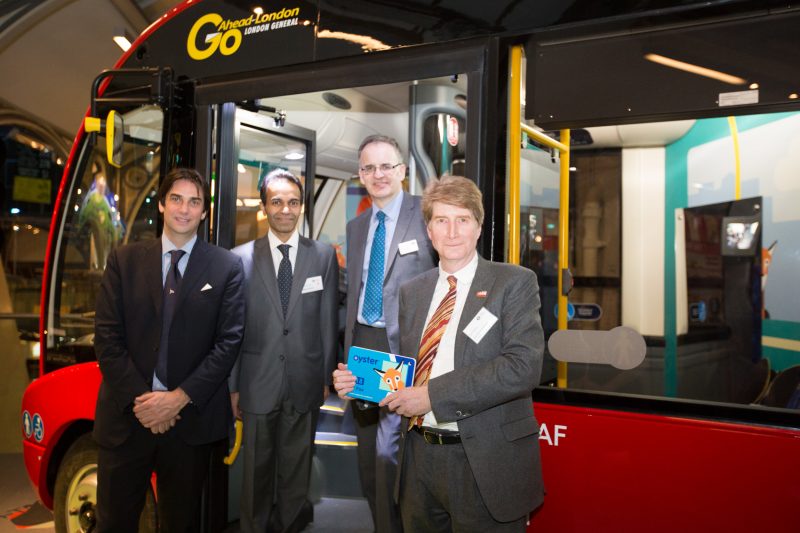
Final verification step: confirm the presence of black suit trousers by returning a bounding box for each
[96,423,212,533]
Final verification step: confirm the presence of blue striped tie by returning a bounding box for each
[362,211,386,324]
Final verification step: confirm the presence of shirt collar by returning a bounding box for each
[372,190,404,223]
[267,229,299,251]
[438,251,479,286]
[162,233,197,256]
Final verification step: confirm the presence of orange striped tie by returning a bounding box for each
[409,275,457,429]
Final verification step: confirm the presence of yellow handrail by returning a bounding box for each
[556,129,570,389]
[507,45,523,267]
[727,116,741,200]
[224,419,243,465]
[507,45,571,388]
[521,123,569,153]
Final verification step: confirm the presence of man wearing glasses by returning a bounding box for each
[334,135,437,533]
[230,169,339,533]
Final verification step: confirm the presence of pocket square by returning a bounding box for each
[201,283,213,291]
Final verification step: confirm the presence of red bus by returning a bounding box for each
[19,1,800,531]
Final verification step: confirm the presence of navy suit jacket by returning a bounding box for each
[93,238,245,447]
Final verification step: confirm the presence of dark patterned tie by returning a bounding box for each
[277,244,292,318]
[362,211,386,324]
[156,249,186,386]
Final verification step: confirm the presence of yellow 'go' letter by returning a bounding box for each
[187,13,223,60]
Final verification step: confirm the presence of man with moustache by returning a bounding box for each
[231,169,338,533]
[94,167,245,532]
[333,135,436,533]
[338,176,545,532]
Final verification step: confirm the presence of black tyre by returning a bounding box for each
[53,434,157,532]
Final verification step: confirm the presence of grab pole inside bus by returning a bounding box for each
[507,44,571,388]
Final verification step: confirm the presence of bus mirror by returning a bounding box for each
[107,111,124,168]
[83,111,124,168]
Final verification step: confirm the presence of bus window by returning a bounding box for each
[525,112,800,410]
[0,125,65,378]
[314,176,348,267]
[45,106,163,370]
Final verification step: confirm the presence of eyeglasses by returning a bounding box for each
[359,162,403,176]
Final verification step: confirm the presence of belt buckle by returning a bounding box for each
[421,427,454,445]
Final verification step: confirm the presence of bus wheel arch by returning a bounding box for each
[53,433,156,533]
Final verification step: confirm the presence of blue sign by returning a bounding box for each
[553,303,576,321]
[573,303,603,321]
[22,411,32,439]
[554,302,602,321]
[32,413,44,442]
[689,301,707,322]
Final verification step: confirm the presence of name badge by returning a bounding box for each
[302,275,323,293]
[398,239,419,255]
[463,307,498,344]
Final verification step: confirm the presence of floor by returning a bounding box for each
[0,454,52,532]
[0,454,372,532]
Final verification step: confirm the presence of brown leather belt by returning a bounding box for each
[412,425,461,445]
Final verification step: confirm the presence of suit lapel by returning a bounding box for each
[349,210,371,295]
[408,270,439,359]
[384,193,415,280]
[286,237,312,320]
[453,256,494,367]
[146,239,164,318]
[176,239,211,309]
[252,236,283,318]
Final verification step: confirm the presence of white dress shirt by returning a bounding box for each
[267,229,299,274]
[422,252,479,431]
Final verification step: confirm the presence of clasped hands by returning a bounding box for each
[133,388,190,434]
[332,363,431,417]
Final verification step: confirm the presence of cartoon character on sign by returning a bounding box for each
[374,361,406,392]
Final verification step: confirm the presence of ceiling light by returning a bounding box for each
[789,93,799,100]
[285,151,305,160]
[644,53,746,85]
[749,83,759,90]
[113,28,133,52]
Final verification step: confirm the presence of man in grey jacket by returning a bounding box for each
[336,135,436,532]
[338,175,545,532]
[231,169,338,533]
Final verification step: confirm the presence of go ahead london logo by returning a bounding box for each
[186,7,304,60]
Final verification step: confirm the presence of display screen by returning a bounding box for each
[722,216,760,256]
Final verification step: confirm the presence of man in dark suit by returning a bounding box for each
[94,167,245,533]
[334,135,436,533]
[380,175,545,531]
[230,169,339,533]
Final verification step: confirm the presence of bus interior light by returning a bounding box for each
[644,53,746,85]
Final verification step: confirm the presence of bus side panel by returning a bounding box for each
[530,402,800,533]
[21,362,101,507]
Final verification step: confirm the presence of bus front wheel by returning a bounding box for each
[53,434,156,533]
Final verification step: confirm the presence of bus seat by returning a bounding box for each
[750,357,771,405]
[758,365,800,409]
